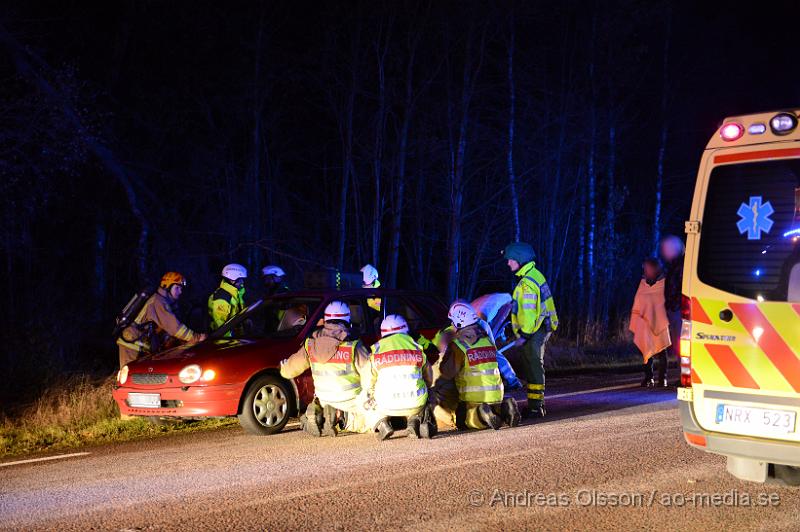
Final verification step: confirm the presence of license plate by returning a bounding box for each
[127,393,161,408]
[715,403,796,435]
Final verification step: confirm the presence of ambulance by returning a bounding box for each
[678,109,800,485]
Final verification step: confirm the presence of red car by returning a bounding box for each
[112,289,448,434]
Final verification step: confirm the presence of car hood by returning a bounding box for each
[129,337,300,372]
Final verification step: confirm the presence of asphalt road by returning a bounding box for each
[1,372,798,531]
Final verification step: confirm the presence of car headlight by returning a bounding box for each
[201,369,216,382]
[178,364,202,384]
[118,365,129,385]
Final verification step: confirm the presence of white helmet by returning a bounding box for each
[380,314,409,337]
[360,264,379,286]
[221,263,248,281]
[324,301,351,323]
[448,301,479,329]
[261,265,286,277]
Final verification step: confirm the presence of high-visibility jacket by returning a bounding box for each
[370,333,428,415]
[117,288,200,354]
[366,280,382,312]
[453,336,504,404]
[308,338,363,405]
[208,280,245,333]
[511,261,559,336]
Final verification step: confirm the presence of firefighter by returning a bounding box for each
[436,302,521,430]
[361,264,382,312]
[280,301,371,436]
[365,314,436,440]
[262,265,291,297]
[503,242,559,418]
[208,263,247,334]
[116,272,206,368]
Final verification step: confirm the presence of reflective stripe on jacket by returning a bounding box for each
[308,338,362,405]
[511,261,559,336]
[116,288,198,353]
[370,333,428,414]
[453,336,503,404]
[208,280,245,333]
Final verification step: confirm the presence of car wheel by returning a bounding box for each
[238,375,292,435]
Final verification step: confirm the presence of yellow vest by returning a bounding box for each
[307,339,362,406]
[453,336,503,403]
[371,333,428,414]
[512,261,559,335]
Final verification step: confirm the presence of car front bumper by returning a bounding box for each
[112,382,243,417]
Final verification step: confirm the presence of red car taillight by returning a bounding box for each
[680,294,692,387]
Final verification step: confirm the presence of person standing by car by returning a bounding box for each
[360,264,382,312]
[261,264,291,297]
[630,258,672,387]
[503,242,559,418]
[660,234,685,380]
[435,301,521,430]
[280,301,371,437]
[366,314,436,440]
[116,272,206,368]
[208,263,247,335]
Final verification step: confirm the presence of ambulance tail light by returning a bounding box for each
[720,122,744,141]
[680,294,693,387]
[770,112,798,136]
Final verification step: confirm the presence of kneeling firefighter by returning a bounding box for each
[116,272,206,368]
[436,301,520,430]
[280,301,371,436]
[366,314,436,441]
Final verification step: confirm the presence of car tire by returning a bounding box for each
[238,375,293,435]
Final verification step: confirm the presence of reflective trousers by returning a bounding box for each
[520,328,551,408]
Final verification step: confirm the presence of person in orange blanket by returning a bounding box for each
[629,257,672,387]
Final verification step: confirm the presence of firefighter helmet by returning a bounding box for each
[221,263,248,282]
[324,301,351,323]
[261,265,286,278]
[360,264,379,286]
[502,242,536,265]
[380,314,409,337]
[448,301,479,329]
[160,271,187,290]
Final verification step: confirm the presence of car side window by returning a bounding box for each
[382,296,425,331]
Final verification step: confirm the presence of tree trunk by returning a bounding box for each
[653,8,672,255]
[506,22,520,243]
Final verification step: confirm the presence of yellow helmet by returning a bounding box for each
[160,271,187,289]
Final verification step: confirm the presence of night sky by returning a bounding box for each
[2,1,799,387]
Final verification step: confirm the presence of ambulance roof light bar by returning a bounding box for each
[720,122,744,142]
[770,112,798,136]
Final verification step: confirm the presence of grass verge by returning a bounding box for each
[0,375,237,458]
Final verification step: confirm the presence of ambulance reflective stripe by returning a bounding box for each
[690,298,800,394]
[307,340,362,404]
[371,335,427,414]
[453,337,503,403]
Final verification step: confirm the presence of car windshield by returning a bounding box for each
[236,297,323,338]
[697,158,800,301]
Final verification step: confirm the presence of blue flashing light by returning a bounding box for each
[754,269,762,277]
[784,227,800,238]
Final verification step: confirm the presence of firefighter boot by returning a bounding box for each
[501,397,521,427]
[419,405,438,439]
[375,418,394,441]
[477,404,503,430]
[302,402,324,437]
[455,402,468,431]
[321,404,338,437]
[406,414,421,439]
